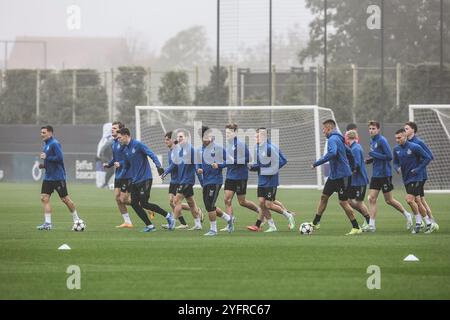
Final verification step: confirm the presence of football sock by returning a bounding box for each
[282,210,292,219]
[365,215,370,224]
[424,216,432,226]
[369,218,376,227]
[122,213,132,224]
[45,213,51,224]
[178,216,187,225]
[221,212,231,222]
[351,219,359,229]
[195,217,201,227]
[255,219,262,228]
[415,214,422,224]
[267,219,275,228]
[313,214,321,225]
[210,221,217,232]
[403,210,411,218]
[71,210,80,222]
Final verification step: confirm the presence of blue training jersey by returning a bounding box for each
[393,141,431,185]
[369,134,393,178]
[313,130,352,180]
[166,148,180,184]
[409,135,433,181]
[42,137,66,181]
[225,137,250,181]
[123,139,162,184]
[196,142,226,186]
[250,141,287,187]
[164,143,203,186]
[106,138,132,180]
[350,141,369,186]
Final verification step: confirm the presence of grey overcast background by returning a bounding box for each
[0,0,312,55]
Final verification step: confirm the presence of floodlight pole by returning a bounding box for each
[269,0,273,107]
[216,0,220,106]
[323,0,327,108]
[440,0,444,103]
[380,0,385,114]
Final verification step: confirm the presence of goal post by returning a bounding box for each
[135,105,339,189]
[409,104,450,193]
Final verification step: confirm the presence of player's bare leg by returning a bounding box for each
[262,200,277,232]
[173,193,185,220]
[407,194,426,233]
[38,193,53,230]
[247,197,273,232]
[186,196,202,230]
[167,194,189,228]
[115,189,133,227]
[236,194,259,214]
[383,191,413,228]
[60,195,81,223]
[421,197,435,222]
[311,193,330,230]
[367,189,380,230]
[265,201,295,230]
[224,190,235,216]
[340,200,362,235]
[41,193,52,216]
[221,191,241,231]
[349,200,370,226]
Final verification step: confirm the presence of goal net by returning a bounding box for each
[409,104,450,193]
[136,106,338,188]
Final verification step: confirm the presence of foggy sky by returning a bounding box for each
[0,0,312,53]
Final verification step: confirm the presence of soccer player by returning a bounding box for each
[222,123,295,232]
[37,125,84,230]
[393,128,434,234]
[197,127,234,236]
[103,121,133,228]
[404,121,438,229]
[161,131,195,230]
[222,123,260,230]
[346,130,371,229]
[310,120,362,235]
[365,121,413,232]
[163,129,203,231]
[118,128,175,232]
[246,128,295,232]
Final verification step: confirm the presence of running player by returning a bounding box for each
[37,125,84,230]
[393,128,434,234]
[364,120,413,232]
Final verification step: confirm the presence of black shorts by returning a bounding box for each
[405,181,421,197]
[224,179,248,195]
[369,176,394,193]
[419,180,426,197]
[130,179,152,202]
[203,184,222,212]
[348,185,367,201]
[257,186,277,201]
[114,178,131,193]
[323,177,351,201]
[177,184,194,198]
[168,183,179,196]
[41,180,68,198]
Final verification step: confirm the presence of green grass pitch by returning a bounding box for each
[0,182,449,299]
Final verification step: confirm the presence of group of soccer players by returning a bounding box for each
[311,119,438,235]
[36,118,438,235]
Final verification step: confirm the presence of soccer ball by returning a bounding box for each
[72,219,86,232]
[299,222,313,235]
